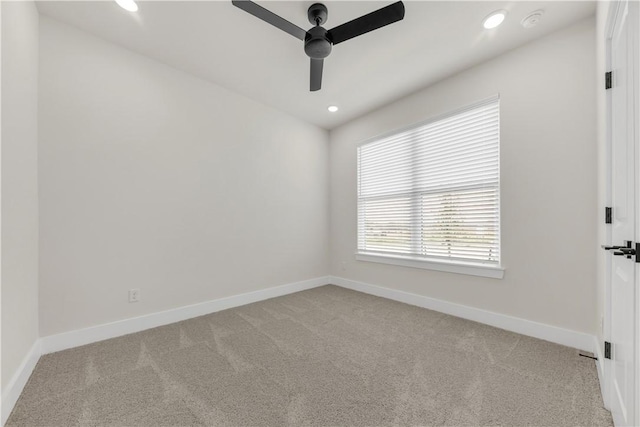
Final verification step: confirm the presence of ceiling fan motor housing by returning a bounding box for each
[304,26,332,59]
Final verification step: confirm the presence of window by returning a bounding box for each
[357,97,502,278]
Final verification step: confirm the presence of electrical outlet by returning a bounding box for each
[129,288,140,303]
[341,261,347,271]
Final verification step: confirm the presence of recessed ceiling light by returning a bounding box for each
[115,0,138,12]
[483,10,506,29]
[328,106,339,113]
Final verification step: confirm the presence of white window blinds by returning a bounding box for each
[357,97,500,266]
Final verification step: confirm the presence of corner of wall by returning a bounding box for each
[1,0,41,424]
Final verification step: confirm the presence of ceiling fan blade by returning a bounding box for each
[327,1,405,45]
[310,58,323,92]
[232,0,306,41]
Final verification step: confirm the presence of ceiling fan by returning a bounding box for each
[231,0,405,92]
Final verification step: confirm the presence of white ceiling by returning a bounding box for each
[36,1,595,129]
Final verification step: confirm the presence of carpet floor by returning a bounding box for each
[7,285,612,426]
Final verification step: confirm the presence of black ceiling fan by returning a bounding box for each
[231,0,405,92]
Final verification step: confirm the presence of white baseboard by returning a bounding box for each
[41,276,330,355]
[1,339,42,426]
[330,276,595,352]
[593,336,609,409]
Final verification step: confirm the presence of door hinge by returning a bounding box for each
[604,341,612,359]
[605,71,613,89]
[605,207,612,224]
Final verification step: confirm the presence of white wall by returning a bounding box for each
[330,18,597,335]
[1,0,40,391]
[38,17,329,337]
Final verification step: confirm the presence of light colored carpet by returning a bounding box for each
[7,285,612,426]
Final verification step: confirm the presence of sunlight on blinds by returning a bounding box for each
[357,97,500,265]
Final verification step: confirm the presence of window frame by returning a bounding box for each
[356,96,504,279]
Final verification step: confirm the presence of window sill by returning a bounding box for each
[355,253,505,279]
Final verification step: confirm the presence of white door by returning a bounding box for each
[607,1,638,425]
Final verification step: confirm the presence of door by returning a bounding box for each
[607,1,638,425]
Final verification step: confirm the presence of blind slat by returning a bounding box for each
[357,98,500,265]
